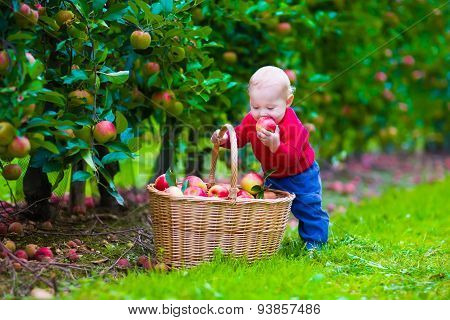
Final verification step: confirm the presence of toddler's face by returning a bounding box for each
[249,85,293,124]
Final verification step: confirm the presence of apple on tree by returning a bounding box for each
[130,30,151,50]
[1,164,22,181]
[8,136,31,158]
[93,121,117,144]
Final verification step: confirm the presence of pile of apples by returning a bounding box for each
[153,171,277,200]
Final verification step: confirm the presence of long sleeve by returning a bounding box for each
[222,113,253,149]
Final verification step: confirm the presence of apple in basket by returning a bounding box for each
[256,116,277,133]
[208,184,229,198]
[154,174,169,191]
[165,186,183,197]
[183,176,207,192]
[183,186,207,197]
[237,189,254,199]
[264,191,277,199]
[240,171,264,195]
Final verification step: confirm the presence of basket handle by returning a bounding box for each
[208,124,239,200]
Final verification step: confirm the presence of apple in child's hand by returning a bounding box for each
[183,176,207,192]
[256,117,277,133]
[237,189,254,199]
[240,172,264,195]
[154,174,169,191]
[208,185,229,198]
[184,186,207,197]
[165,186,183,197]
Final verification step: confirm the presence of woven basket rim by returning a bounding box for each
[147,184,295,204]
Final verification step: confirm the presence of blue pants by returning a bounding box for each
[265,161,329,247]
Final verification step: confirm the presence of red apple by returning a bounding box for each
[411,70,425,80]
[143,62,160,76]
[8,222,23,235]
[0,122,15,146]
[277,22,292,35]
[208,184,229,198]
[35,3,46,16]
[382,89,395,101]
[263,191,277,199]
[183,186,207,197]
[165,186,183,197]
[240,172,264,195]
[117,258,131,269]
[0,50,10,74]
[55,10,74,27]
[15,3,39,28]
[154,174,169,191]
[93,121,117,143]
[152,91,175,109]
[85,197,95,209]
[137,255,152,270]
[183,176,207,192]
[34,247,53,262]
[343,183,356,194]
[374,71,387,82]
[25,244,38,259]
[256,116,277,133]
[8,136,31,158]
[67,249,79,262]
[237,189,253,199]
[2,164,22,180]
[15,250,28,261]
[284,69,296,83]
[402,55,415,66]
[130,30,151,50]
[223,51,237,64]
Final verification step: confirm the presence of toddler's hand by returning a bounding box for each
[211,129,228,146]
[257,126,280,153]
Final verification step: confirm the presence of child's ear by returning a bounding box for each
[286,94,294,107]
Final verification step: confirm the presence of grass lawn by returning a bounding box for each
[64,178,449,299]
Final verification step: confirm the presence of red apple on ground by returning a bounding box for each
[284,69,296,83]
[208,184,230,198]
[67,241,78,248]
[2,164,22,180]
[67,249,79,262]
[8,222,24,235]
[183,186,207,197]
[237,189,254,199]
[277,22,292,35]
[165,186,183,197]
[223,51,237,64]
[85,197,95,209]
[256,117,277,133]
[55,10,74,27]
[240,172,264,195]
[15,250,28,260]
[343,183,356,194]
[137,256,152,270]
[154,174,169,191]
[0,51,10,74]
[0,122,15,146]
[183,176,207,192]
[130,30,151,50]
[117,258,131,269]
[93,121,117,143]
[34,247,53,262]
[41,221,53,231]
[143,62,160,75]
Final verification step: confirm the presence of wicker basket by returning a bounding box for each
[147,124,295,268]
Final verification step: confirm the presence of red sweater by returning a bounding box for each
[223,108,315,178]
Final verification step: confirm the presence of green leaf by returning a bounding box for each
[93,0,108,13]
[100,71,129,84]
[251,185,263,193]
[38,16,60,31]
[72,170,92,182]
[160,0,173,13]
[309,74,331,83]
[101,151,130,165]
[28,60,44,79]
[263,169,276,180]
[188,26,212,38]
[81,150,97,171]
[165,168,177,187]
[37,90,66,107]
[103,3,129,21]
[62,69,88,84]
[29,138,59,154]
[115,111,128,134]
[51,171,65,191]
[72,0,89,19]
[181,179,189,193]
[151,2,163,14]
[7,32,34,41]
[256,191,264,199]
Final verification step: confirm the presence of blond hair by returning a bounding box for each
[248,66,295,97]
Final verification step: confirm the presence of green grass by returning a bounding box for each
[63,178,450,299]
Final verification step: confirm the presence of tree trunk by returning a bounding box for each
[96,145,121,210]
[70,161,86,215]
[23,164,53,221]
